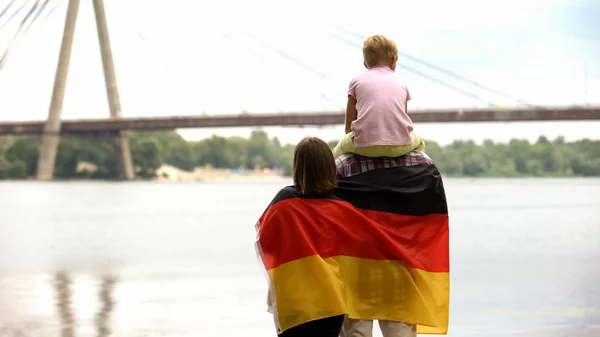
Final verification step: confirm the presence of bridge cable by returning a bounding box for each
[0,0,54,71]
[331,31,491,104]
[1,0,40,70]
[242,32,346,106]
[0,0,18,20]
[243,33,330,80]
[329,24,534,107]
[0,0,33,29]
[114,16,174,73]
[119,11,348,108]
[22,0,52,34]
[329,25,516,101]
[126,23,341,107]
[402,51,531,106]
[40,0,61,22]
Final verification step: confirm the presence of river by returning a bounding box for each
[0,178,599,337]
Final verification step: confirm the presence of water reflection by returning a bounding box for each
[54,272,74,337]
[95,276,117,337]
[53,272,117,337]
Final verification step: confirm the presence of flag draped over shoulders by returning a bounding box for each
[256,152,449,335]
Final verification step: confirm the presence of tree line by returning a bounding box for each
[0,130,599,180]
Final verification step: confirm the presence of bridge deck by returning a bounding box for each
[1,107,599,135]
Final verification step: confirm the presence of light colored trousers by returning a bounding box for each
[340,318,417,337]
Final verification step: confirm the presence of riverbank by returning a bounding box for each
[154,164,289,182]
[0,163,290,182]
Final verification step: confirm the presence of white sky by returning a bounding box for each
[1,0,599,145]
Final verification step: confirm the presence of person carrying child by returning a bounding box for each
[334,34,422,337]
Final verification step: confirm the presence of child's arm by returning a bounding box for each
[345,95,357,134]
[405,86,411,114]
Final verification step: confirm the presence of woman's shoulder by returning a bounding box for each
[268,185,341,206]
[270,185,300,206]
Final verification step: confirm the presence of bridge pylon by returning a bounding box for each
[37,0,134,180]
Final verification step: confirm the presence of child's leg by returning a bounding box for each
[352,132,425,158]
[412,132,426,152]
[333,132,425,159]
[332,133,357,159]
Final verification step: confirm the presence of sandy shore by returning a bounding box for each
[154,164,289,182]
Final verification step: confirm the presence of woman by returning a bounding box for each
[256,136,344,337]
[256,137,450,337]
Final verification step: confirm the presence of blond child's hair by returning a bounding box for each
[362,34,399,68]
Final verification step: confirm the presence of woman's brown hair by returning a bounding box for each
[293,137,337,196]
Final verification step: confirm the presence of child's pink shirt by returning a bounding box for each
[348,66,414,147]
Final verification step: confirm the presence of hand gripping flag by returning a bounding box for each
[256,163,449,335]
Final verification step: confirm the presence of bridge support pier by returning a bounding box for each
[92,0,134,180]
[37,0,134,180]
[37,0,80,180]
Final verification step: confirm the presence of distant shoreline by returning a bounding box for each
[152,164,290,182]
[0,176,292,182]
[154,174,291,182]
[1,176,599,183]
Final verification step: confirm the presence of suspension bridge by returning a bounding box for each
[1,0,599,180]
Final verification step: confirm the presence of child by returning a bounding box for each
[332,34,425,159]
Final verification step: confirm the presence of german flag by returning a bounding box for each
[256,164,449,335]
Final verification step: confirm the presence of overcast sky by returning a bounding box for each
[1,0,599,145]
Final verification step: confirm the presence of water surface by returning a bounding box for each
[1,179,599,337]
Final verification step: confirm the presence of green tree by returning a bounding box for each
[246,130,271,169]
[145,131,195,170]
[4,136,40,177]
[1,132,600,180]
[132,139,163,178]
[8,160,28,179]
[0,156,11,179]
[226,136,249,168]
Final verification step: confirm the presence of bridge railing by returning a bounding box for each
[1,106,599,135]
